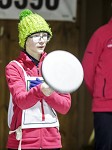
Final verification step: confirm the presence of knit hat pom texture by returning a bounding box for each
[18,9,52,48]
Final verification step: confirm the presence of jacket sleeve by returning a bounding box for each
[43,92,71,115]
[82,31,103,95]
[5,62,45,110]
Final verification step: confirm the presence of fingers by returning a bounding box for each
[30,78,43,89]
[36,78,42,83]
[30,80,41,84]
[41,82,54,96]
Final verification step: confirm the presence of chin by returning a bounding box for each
[37,49,44,54]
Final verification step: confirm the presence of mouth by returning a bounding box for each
[37,46,45,49]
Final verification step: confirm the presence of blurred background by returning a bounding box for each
[0,0,112,149]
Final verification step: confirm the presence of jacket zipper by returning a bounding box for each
[41,100,45,121]
[103,78,106,97]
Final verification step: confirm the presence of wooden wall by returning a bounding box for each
[1,0,111,149]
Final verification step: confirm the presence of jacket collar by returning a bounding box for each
[17,51,47,66]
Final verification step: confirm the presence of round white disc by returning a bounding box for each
[42,50,83,93]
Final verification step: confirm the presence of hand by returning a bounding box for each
[29,78,42,89]
[41,82,54,96]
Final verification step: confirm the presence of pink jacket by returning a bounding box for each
[5,51,71,149]
[82,19,112,112]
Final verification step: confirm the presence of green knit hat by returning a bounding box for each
[18,9,52,48]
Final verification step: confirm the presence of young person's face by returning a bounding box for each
[26,32,50,55]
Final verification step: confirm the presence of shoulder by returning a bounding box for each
[88,21,112,45]
[5,60,24,78]
[93,19,112,37]
[6,60,21,70]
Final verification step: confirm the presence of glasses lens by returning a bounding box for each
[42,34,48,41]
[30,33,49,42]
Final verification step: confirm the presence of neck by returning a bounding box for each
[23,50,41,61]
[26,50,41,61]
[31,53,41,61]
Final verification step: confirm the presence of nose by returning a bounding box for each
[38,37,45,45]
[38,41,45,46]
[39,42,44,45]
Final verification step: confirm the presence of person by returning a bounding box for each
[5,9,71,150]
[82,18,112,150]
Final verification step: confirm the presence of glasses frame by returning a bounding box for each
[29,32,50,42]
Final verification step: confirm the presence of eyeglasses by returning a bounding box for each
[29,32,50,42]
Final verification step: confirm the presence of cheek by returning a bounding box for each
[26,41,36,49]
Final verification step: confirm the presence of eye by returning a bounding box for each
[35,34,40,38]
[43,34,47,38]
